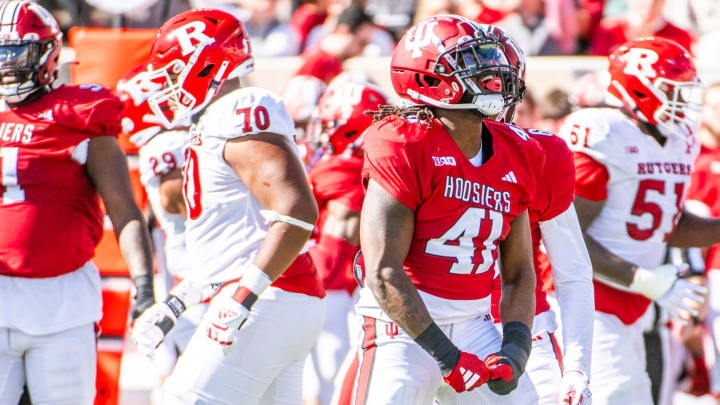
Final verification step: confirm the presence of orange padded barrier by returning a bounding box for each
[95,338,124,405]
[68,27,158,153]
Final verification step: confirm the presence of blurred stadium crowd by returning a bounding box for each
[34,0,720,58]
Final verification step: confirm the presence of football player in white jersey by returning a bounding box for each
[558,37,720,405]
[129,9,327,404]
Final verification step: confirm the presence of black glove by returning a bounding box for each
[129,274,155,321]
[484,321,531,395]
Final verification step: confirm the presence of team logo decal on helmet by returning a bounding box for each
[608,37,703,139]
[309,81,389,155]
[116,63,165,146]
[147,8,255,128]
[390,15,525,120]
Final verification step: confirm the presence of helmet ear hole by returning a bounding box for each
[197,64,215,78]
[423,75,441,88]
[633,90,648,99]
[413,74,441,88]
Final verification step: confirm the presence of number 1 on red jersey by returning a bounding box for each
[0,147,25,204]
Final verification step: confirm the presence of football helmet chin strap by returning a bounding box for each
[260,210,315,231]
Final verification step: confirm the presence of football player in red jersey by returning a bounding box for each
[303,80,388,405]
[488,126,595,405]
[354,15,542,405]
[558,37,720,405]
[0,1,156,404]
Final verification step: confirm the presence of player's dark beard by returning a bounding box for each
[618,106,667,146]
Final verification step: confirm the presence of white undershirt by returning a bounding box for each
[0,261,102,335]
[539,203,595,375]
[468,143,484,167]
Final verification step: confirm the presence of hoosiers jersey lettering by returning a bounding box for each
[559,107,699,324]
[0,84,122,278]
[307,153,364,294]
[138,130,189,278]
[356,115,545,323]
[490,130,575,322]
[183,87,323,298]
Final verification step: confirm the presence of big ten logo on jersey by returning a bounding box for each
[0,123,34,144]
[624,48,659,78]
[405,20,440,58]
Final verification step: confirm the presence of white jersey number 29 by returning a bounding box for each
[425,207,503,274]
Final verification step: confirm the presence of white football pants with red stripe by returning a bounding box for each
[163,287,326,405]
[492,310,564,405]
[349,314,539,405]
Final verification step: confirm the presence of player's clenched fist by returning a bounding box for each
[132,299,183,360]
[206,294,251,354]
[205,265,272,355]
[560,370,592,405]
[484,321,532,395]
[443,352,491,392]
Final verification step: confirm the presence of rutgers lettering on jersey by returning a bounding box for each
[559,107,698,324]
[363,116,544,301]
[0,84,122,278]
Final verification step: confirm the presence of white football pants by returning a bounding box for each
[303,290,354,405]
[163,287,326,405]
[590,311,653,405]
[350,314,539,405]
[0,323,96,405]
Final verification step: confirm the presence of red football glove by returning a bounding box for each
[484,353,519,395]
[443,352,491,393]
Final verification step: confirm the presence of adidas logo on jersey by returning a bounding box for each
[37,110,53,121]
[433,156,456,166]
[502,171,517,183]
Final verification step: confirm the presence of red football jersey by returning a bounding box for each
[308,153,363,293]
[363,116,544,301]
[687,149,720,272]
[0,84,122,278]
[491,131,576,321]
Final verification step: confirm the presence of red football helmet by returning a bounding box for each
[390,15,525,120]
[116,63,165,147]
[281,75,326,125]
[0,1,61,103]
[608,37,703,139]
[309,81,389,155]
[147,8,254,128]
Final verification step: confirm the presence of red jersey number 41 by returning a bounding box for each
[425,207,503,274]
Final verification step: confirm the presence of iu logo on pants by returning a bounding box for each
[385,323,399,339]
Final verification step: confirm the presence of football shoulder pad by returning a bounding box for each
[558,107,637,171]
[198,87,296,141]
[138,130,188,185]
[51,84,123,136]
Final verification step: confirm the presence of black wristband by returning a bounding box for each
[132,274,154,297]
[501,321,532,375]
[164,295,187,319]
[414,322,461,375]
